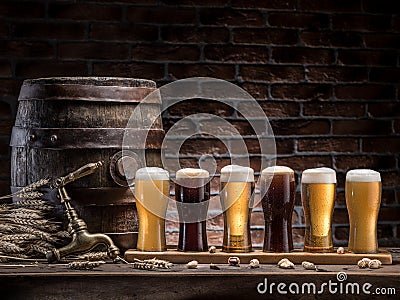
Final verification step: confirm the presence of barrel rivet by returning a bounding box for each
[50,135,58,143]
[28,134,36,142]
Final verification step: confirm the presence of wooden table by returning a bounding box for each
[1,249,399,299]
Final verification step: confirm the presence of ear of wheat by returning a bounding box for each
[0,179,50,200]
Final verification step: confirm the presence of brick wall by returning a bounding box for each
[0,0,399,248]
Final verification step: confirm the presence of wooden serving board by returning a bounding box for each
[125,249,392,265]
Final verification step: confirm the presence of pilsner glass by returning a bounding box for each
[220,165,254,253]
[346,169,381,254]
[301,167,336,253]
[135,167,169,252]
[261,166,295,253]
[175,168,210,251]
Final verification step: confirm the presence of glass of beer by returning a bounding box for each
[175,168,210,251]
[261,166,295,253]
[346,169,381,253]
[135,167,169,252]
[301,167,336,253]
[220,165,254,253]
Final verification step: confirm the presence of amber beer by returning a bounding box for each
[135,167,169,252]
[346,169,381,253]
[261,166,295,253]
[301,167,336,253]
[175,168,210,251]
[220,165,254,253]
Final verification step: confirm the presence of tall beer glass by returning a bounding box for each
[301,167,336,253]
[220,165,254,253]
[135,167,169,252]
[175,168,210,251]
[261,166,295,253]
[346,169,381,253]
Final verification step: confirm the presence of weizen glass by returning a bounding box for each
[175,168,210,251]
[135,167,169,252]
[346,169,381,254]
[301,167,336,253]
[261,166,295,253]
[220,165,254,253]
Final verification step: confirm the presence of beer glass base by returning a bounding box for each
[136,246,167,252]
[304,245,333,253]
[348,249,379,254]
[222,246,252,253]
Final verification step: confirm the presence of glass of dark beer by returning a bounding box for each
[261,166,295,252]
[175,168,210,251]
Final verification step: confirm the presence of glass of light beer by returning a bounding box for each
[220,165,254,253]
[135,167,169,252]
[175,168,210,251]
[346,169,381,253]
[261,166,295,253]
[301,167,336,253]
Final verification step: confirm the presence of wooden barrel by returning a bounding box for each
[10,77,164,252]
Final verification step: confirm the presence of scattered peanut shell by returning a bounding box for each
[357,258,371,268]
[249,259,260,268]
[186,260,198,269]
[208,246,217,253]
[277,258,294,269]
[302,261,317,270]
[228,256,240,267]
[337,247,345,254]
[210,263,220,270]
[368,259,382,269]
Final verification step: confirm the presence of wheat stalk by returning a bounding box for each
[0,179,49,200]
[1,211,43,220]
[0,241,23,253]
[14,200,53,211]
[77,252,109,261]
[0,234,38,242]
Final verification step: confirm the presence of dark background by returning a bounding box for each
[0,0,399,247]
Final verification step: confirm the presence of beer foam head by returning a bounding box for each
[220,165,254,182]
[346,169,381,182]
[261,166,294,176]
[301,167,336,184]
[135,167,169,181]
[176,168,209,179]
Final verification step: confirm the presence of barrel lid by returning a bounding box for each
[18,77,158,103]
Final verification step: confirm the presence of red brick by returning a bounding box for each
[162,27,229,44]
[362,0,400,14]
[250,211,264,227]
[335,155,396,171]
[127,7,195,24]
[333,120,392,135]
[271,119,330,136]
[168,99,234,117]
[0,180,11,196]
[0,101,11,120]
[132,45,200,61]
[0,61,12,77]
[292,228,305,245]
[240,65,304,82]
[199,119,256,137]
[0,120,13,136]
[251,101,300,118]
[301,31,363,48]
[362,138,400,153]
[232,0,297,9]
[49,3,121,21]
[333,208,349,225]
[298,138,359,153]
[12,22,86,40]
[370,68,400,83]
[272,47,334,64]
[0,1,45,18]
[251,229,264,246]
[15,61,88,78]
[368,103,400,118]
[334,226,349,241]
[59,42,129,60]
[381,190,396,206]
[204,45,268,63]
[163,118,197,136]
[381,172,400,187]
[91,24,158,42]
[93,62,164,80]
[337,49,397,66]
[241,83,268,100]
[364,33,400,49]
[335,84,395,100]
[0,79,22,97]
[168,64,235,80]
[299,0,361,12]
[268,12,329,29]
[271,84,332,100]
[0,159,10,177]
[162,0,229,6]
[199,8,264,26]
[379,207,400,222]
[306,66,368,83]
[233,28,298,45]
[377,224,394,240]
[303,102,365,117]
[0,41,54,58]
[179,139,228,156]
[332,15,391,31]
[394,120,400,133]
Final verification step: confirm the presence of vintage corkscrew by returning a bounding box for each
[46,161,120,263]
